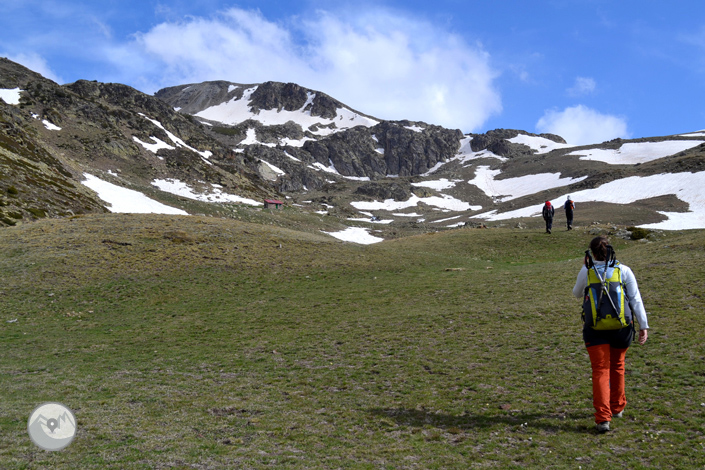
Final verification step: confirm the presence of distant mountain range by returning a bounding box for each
[1,57,704,241]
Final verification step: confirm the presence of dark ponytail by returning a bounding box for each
[590,236,611,262]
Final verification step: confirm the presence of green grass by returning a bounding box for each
[1,214,704,468]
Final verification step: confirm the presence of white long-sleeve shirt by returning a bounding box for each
[573,261,649,329]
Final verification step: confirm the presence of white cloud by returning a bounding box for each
[567,76,596,96]
[113,7,501,131]
[536,105,629,145]
[1,52,62,83]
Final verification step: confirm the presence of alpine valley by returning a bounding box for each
[2,57,704,243]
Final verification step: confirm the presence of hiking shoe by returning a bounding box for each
[548,229,552,234]
[612,411,623,418]
[596,421,610,433]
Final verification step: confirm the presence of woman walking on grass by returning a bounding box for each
[572,236,649,433]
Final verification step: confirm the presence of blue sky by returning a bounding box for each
[1,0,704,144]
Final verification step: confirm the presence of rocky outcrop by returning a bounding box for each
[304,127,387,177]
[354,181,412,201]
[301,122,463,179]
[373,121,463,176]
[154,81,253,115]
[250,82,352,121]
[209,119,308,147]
[470,128,567,157]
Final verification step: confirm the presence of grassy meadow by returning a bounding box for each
[0,213,704,469]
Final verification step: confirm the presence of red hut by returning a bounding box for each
[264,199,284,209]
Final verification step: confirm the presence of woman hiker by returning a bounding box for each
[572,236,649,433]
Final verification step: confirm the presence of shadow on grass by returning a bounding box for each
[369,407,593,434]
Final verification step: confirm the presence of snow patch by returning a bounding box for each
[0,88,22,105]
[351,194,481,212]
[412,178,460,190]
[280,136,315,147]
[260,159,286,176]
[392,212,423,217]
[309,161,339,174]
[679,130,705,137]
[152,178,261,206]
[240,128,259,145]
[284,151,301,162]
[507,134,573,154]
[422,161,446,176]
[133,136,175,155]
[342,176,371,181]
[469,166,587,202]
[82,174,187,214]
[347,217,393,224]
[42,120,61,131]
[432,215,463,224]
[321,227,384,244]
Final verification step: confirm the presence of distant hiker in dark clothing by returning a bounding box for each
[564,196,575,230]
[542,200,554,233]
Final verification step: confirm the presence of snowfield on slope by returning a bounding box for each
[152,178,262,206]
[475,171,705,230]
[82,174,188,214]
[507,134,574,154]
[469,166,587,201]
[569,140,703,165]
[195,86,378,135]
[351,193,481,212]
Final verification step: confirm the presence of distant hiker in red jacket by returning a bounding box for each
[542,201,554,234]
[564,196,575,230]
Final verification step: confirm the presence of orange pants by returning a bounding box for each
[587,344,628,423]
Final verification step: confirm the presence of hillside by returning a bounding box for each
[0,58,273,226]
[1,213,703,468]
